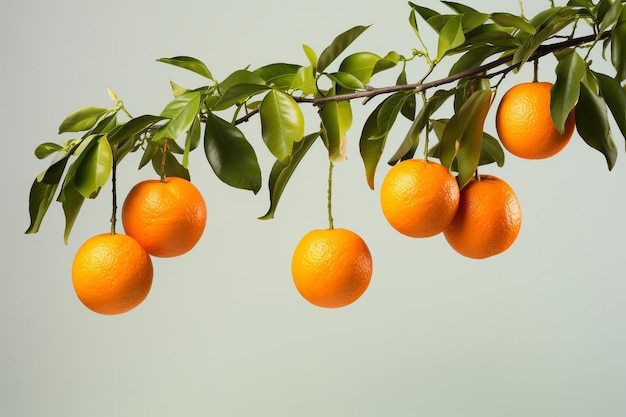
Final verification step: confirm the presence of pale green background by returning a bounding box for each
[2,0,626,416]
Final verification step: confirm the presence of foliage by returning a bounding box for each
[26,0,626,242]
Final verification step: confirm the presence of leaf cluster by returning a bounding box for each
[26,0,626,242]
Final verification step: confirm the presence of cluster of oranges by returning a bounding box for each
[71,177,207,315]
[71,81,575,313]
[292,81,575,309]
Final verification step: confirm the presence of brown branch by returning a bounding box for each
[232,31,609,125]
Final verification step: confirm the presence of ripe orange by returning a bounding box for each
[291,228,373,308]
[443,174,522,259]
[380,159,460,238]
[121,177,207,258]
[72,233,153,315]
[496,81,575,159]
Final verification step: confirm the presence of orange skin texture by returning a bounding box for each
[496,82,575,159]
[380,159,460,238]
[443,175,522,259]
[291,228,373,308]
[122,177,207,258]
[72,233,153,315]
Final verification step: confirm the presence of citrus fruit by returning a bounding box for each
[72,233,153,315]
[443,174,522,259]
[380,159,460,238]
[291,228,373,308]
[496,81,575,159]
[122,177,207,258]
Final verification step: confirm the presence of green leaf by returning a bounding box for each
[437,15,465,61]
[204,111,262,193]
[59,178,85,244]
[576,82,618,169]
[157,56,215,80]
[219,69,266,92]
[611,9,626,81]
[260,90,305,163]
[594,71,626,141]
[449,45,507,75]
[58,106,109,134]
[326,72,364,90]
[338,52,381,84]
[151,148,190,181]
[108,114,167,145]
[409,3,441,32]
[183,116,201,168]
[215,83,271,110]
[372,51,402,74]
[490,12,536,34]
[75,136,113,199]
[478,132,505,167]
[319,100,352,162]
[259,132,319,220]
[598,0,622,36]
[291,66,318,95]
[359,102,386,189]
[155,91,202,141]
[317,25,371,73]
[34,142,64,159]
[551,50,586,133]
[302,44,318,68]
[254,63,301,88]
[439,89,493,188]
[375,91,414,139]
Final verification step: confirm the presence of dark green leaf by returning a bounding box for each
[439,90,492,188]
[397,70,416,120]
[204,111,262,193]
[219,69,266,93]
[182,117,201,168]
[360,102,386,189]
[319,100,352,162]
[157,56,214,80]
[576,82,618,170]
[375,91,414,139]
[611,9,626,81]
[478,132,505,167]
[58,106,109,134]
[449,45,508,75]
[138,141,159,170]
[151,148,190,181]
[372,51,401,74]
[59,178,85,244]
[317,25,371,73]
[260,90,305,163]
[551,50,586,133]
[75,136,113,199]
[409,3,441,32]
[34,142,64,159]
[598,0,622,36]
[259,132,319,220]
[595,71,626,141]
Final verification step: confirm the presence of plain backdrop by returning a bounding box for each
[2,1,625,416]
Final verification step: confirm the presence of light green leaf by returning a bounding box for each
[302,44,317,68]
[260,90,305,163]
[254,63,301,88]
[34,142,64,159]
[291,65,318,95]
[326,71,364,90]
[576,82,618,169]
[338,52,381,84]
[551,50,586,133]
[157,56,214,80]
[439,89,493,188]
[442,1,480,14]
[437,15,465,61]
[317,25,371,73]
[219,69,266,93]
[155,91,202,141]
[259,132,319,220]
[58,106,109,134]
[215,83,271,110]
[319,100,352,162]
[490,12,536,34]
[204,111,262,193]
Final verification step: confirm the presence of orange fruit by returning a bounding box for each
[122,177,207,258]
[380,159,460,238]
[496,81,575,159]
[443,174,522,259]
[291,228,373,308]
[72,233,153,315]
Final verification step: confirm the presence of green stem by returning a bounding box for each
[110,148,118,235]
[327,161,335,230]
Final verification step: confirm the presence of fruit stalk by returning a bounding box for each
[327,161,335,230]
